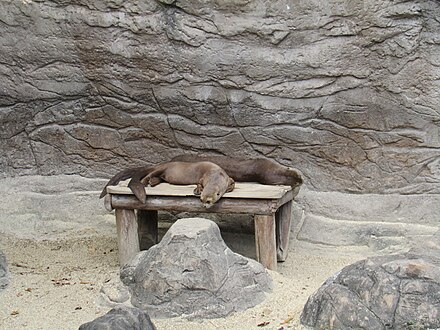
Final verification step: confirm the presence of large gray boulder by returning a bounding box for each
[0,250,9,291]
[301,240,440,330]
[79,306,156,330]
[120,218,272,319]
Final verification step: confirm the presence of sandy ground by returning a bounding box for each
[0,232,361,330]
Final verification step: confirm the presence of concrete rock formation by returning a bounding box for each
[79,306,156,330]
[1,0,439,194]
[120,218,272,319]
[301,232,440,329]
[0,0,439,252]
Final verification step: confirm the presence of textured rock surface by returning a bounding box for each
[0,250,9,291]
[0,0,439,252]
[79,306,156,330]
[293,187,440,253]
[301,232,440,329]
[120,218,272,319]
[0,175,114,239]
[97,277,132,309]
[1,0,439,195]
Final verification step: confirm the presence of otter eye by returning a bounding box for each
[216,193,220,196]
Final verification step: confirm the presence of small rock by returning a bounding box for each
[79,306,156,330]
[97,278,131,308]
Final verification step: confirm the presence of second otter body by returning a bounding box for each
[172,155,303,193]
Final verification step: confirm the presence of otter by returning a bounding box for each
[172,154,303,194]
[101,161,235,208]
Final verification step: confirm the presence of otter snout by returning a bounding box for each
[200,191,222,208]
[200,195,216,208]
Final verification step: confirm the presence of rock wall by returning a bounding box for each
[0,0,439,250]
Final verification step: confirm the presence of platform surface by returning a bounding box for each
[106,180,291,200]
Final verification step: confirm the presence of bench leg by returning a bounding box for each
[137,210,158,250]
[276,200,292,262]
[254,214,277,271]
[115,209,140,267]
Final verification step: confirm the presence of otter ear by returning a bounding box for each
[194,180,203,196]
[226,178,235,192]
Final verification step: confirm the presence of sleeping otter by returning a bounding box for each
[101,161,235,208]
[172,154,303,194]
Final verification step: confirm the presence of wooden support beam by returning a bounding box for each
[111,195,279,215]
[254,215,277,271]
[115,209,140,266]
[276,200,292,262]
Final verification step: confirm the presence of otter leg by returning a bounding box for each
[193,180,203,196]
[143,169,164,187]
[149,176,162,187]
[275,200,292,262]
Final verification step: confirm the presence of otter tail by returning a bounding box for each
[127,167,155,204]
[99,166,151,199]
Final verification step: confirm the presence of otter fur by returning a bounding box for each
[100,161,235,208]
[172,154,303,194]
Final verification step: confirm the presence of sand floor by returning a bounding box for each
[0,233,361,330]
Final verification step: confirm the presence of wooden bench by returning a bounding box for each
[104,182,295,271]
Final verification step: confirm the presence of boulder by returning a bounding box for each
[97,277,132,308]
[301,244,440,329]
[79,306,156,330]
[120,218,272,319]
[0,250,9,291]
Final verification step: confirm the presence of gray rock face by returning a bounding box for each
[120,218,272,319]
[79,306,156,330]
[0,250,9,291]
[301,244,440,329]
[0,175,113,239]
[1,0,440,254]
[1,0,439,196]
[293,188,440,254]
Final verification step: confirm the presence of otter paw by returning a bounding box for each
[149,177,161,186]
[193,186,202,196]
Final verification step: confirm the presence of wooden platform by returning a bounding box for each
[104,181,295,271]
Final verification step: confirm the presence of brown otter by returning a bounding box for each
[101,161,235,208]
[172,154,303,194]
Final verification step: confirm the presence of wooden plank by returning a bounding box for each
[107,182,291,200]
[115,209,140,266]
[274,189,295,209]
[254,215,277,271]
[137,210,158,250]
[111,194,280,215]
[276,200,292,262]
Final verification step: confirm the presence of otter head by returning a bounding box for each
[266,166,303,197]
[194,173,235,208]
[286,168,303,197]
[268,167,303,186]
[287,168,303,187]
